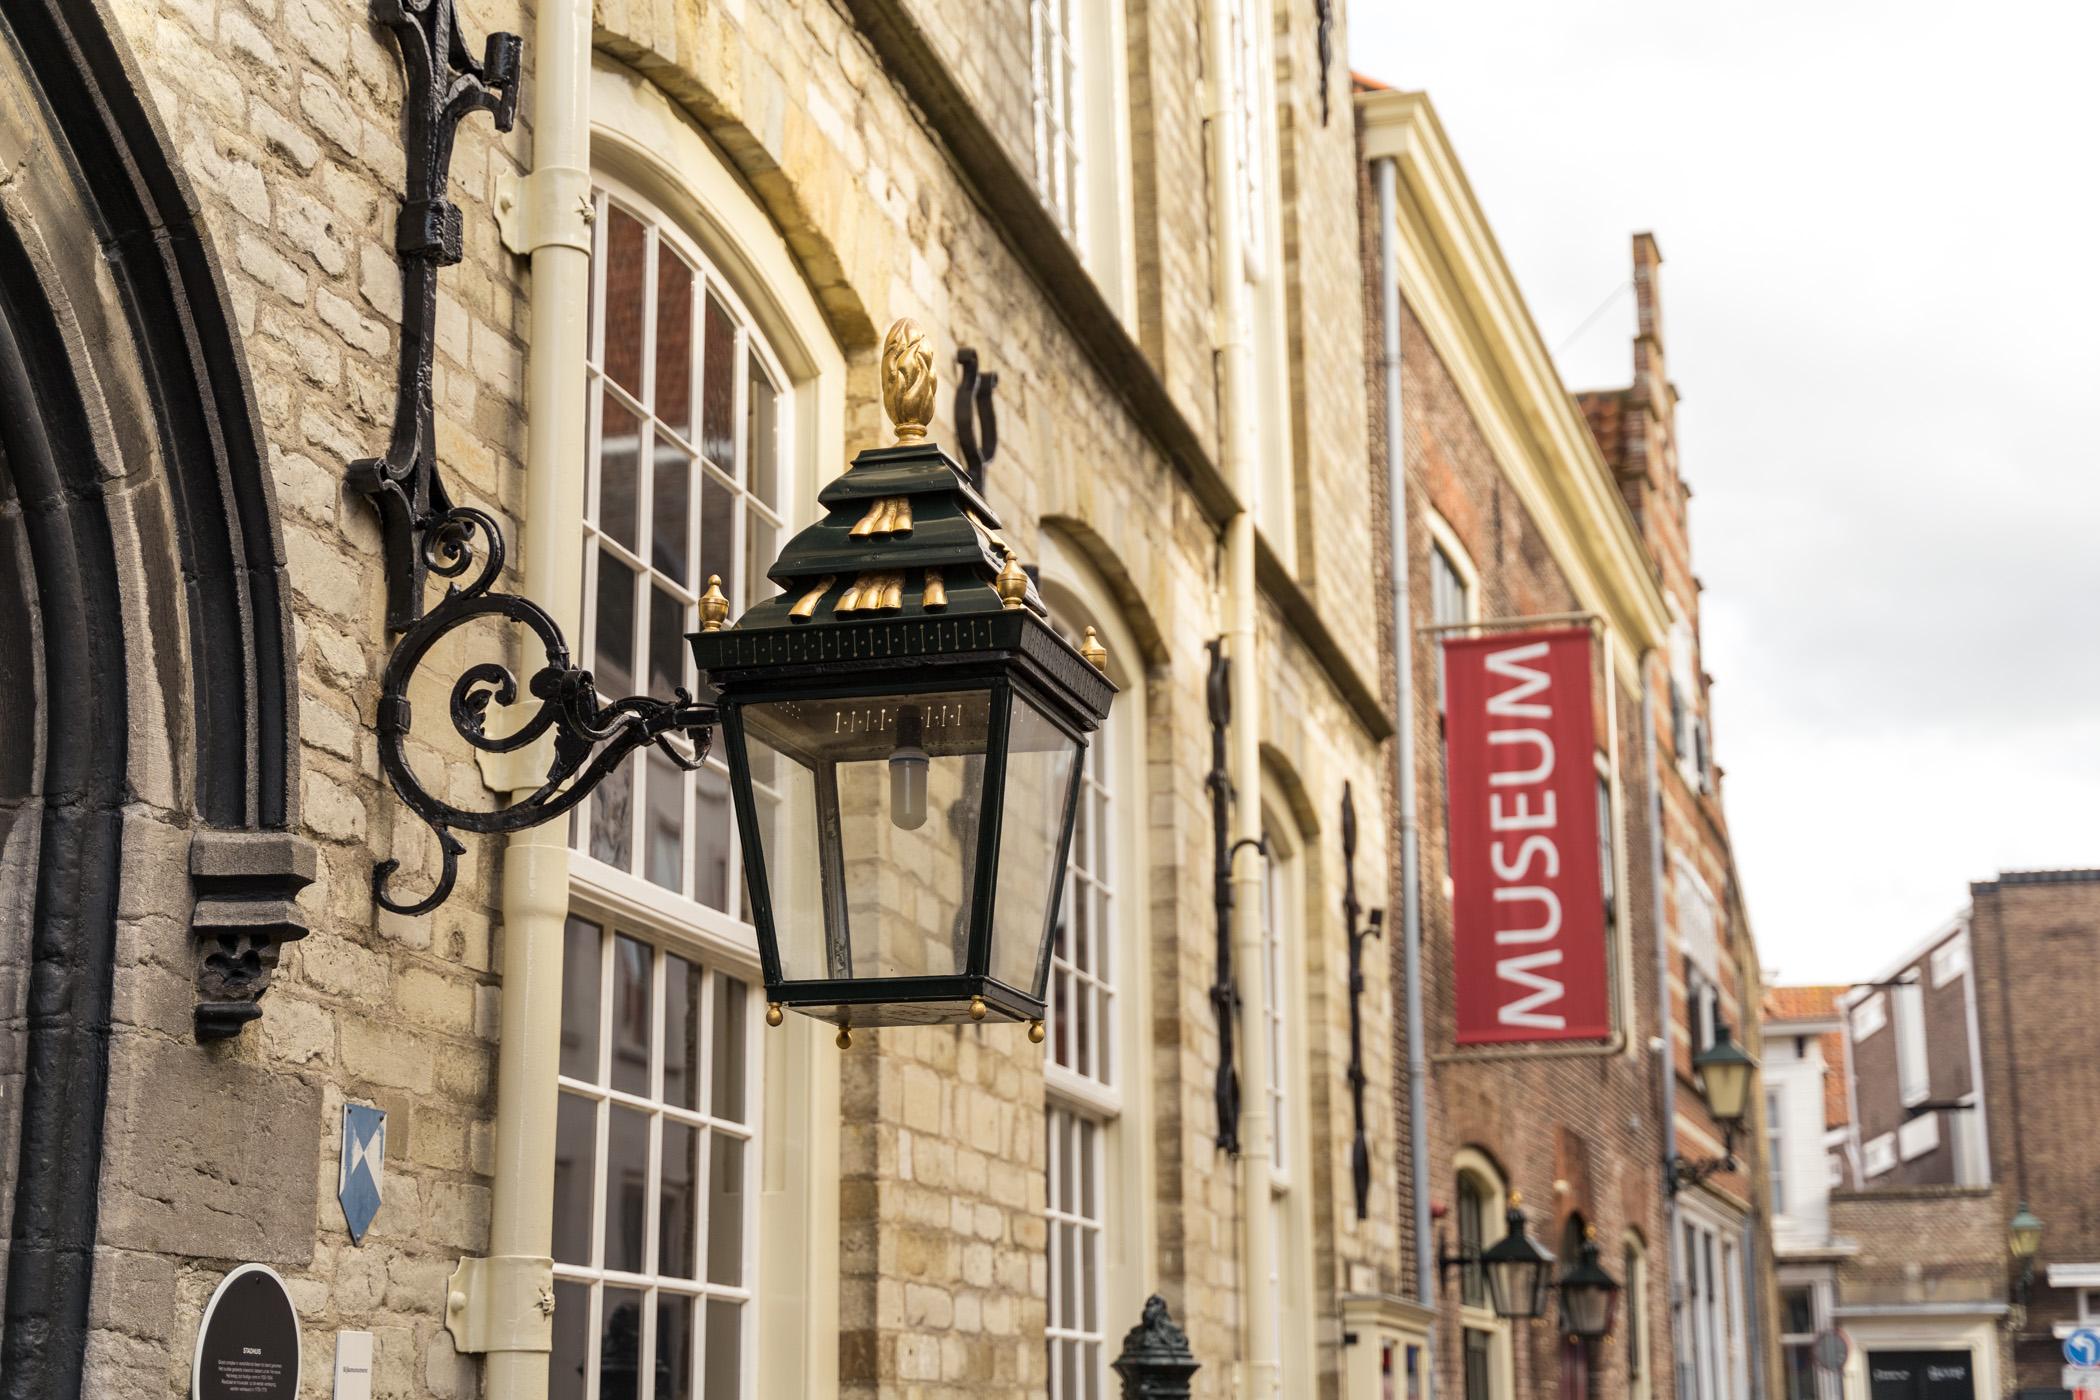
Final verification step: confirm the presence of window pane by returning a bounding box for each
[743,508,775,616]
[598,391,642,553]
[701,296,736,471]
[550,1281,592,1400]
[603,1103,651,1274]
[698,470,735,605]
[702,1299,741,1399]
[599,1287,646,1399]
[560,916,603,1082]
[611,934,653,1098]
[602,208,646,396]
[659,1119,699,1280]
[655,247,695,441]
[645,749,684,894]
[705,1131,745,1285]
[746,355,778,507]
[657,1295,695,1400]
[552,1093,597,1266]
[652,448,691,585]
[710,974,747,1123]
[593,551,637,699]
[693,766,732,914]
[663,955,701,1113]
[649,584,686,698]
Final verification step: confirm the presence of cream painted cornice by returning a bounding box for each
[1359,89,1670,687]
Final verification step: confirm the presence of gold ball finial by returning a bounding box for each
[995,548,1029,610]
[1028,1020,1046,1044]
[1508,1190,1523,1208]
[1080,626,1108,671]
[765,1002,784,1027]
[836,1025,853,1050]
[969,996,988,1022]
[698,574,730,632]
[880,318,936,445]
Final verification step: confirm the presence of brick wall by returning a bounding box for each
[1830,1186,2005,1307]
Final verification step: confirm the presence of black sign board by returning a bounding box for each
[191,1265,301,1400]
[1869,1350,1975,1400]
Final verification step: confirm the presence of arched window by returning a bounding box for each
[1040,546,1153,1398]
[549,82,844,1390]
[1623,1233,1650,1400]
[1454,1149,1513,1400]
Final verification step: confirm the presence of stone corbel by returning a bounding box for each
[192,830,317,1041]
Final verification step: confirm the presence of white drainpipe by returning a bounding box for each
[1375,155,1438,1390]
[1201,0,1275,1394]
[463,0,593,1393]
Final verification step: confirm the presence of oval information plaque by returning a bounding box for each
[192,1264,301,1400]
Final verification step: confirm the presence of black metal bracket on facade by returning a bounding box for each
[1206,639,1243,1154]
[1340,782,1383,1220]
[954,347,998,493]
[355,0,714,915]
[1665,1123,1739,1196]
[1314,0,1335,125]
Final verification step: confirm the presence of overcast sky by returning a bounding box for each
[1351,2,2100,983]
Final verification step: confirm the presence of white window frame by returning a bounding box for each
[1038,545,1155,1400]
[1898,1112,1939,1162]
[1767,1087,1786,1216]
[582,74,852,1395]
[551,906,764,1400]
[573,175,797,919]
[1454,1149,1514,1400]
[1893,980,1928,1108]
[1930,933,1968,987]
[1850,990,1887,1040]
[1678,1204,1750,1400]
[1623,1234,1652,1400]
[1028,0,1136,316]
[1260,804,1318,1400]
[1862,1131,1897,1178]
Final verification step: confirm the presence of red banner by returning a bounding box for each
[1444,628,1611,1044]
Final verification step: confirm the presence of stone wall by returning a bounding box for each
[75,0,1400,1397]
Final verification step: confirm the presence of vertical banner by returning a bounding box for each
[1444,628,1611,1044]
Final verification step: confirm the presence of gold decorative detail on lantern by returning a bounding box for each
[881,318,935,445]
[995,549,1028,610]
[789,575,835,622]
[1080,626,1107,671]
[836,571,906,614]
[836,1025,853,1050]
[923,568,948,611]
[850,496,915,538]
[1028,1020,1046,1044]
[697,575,730,632]
[969,996,988,1021]
[765,1003,784,1027]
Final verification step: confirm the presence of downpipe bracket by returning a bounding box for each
[445,1254,556,1355]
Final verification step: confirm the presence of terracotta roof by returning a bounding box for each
[1352,71,1394,93]
[1763,984,1846,1024]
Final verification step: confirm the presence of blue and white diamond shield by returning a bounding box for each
[338,1103,386,1244]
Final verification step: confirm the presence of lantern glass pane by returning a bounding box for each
[742,691,992,982]
[990,695,1081,996]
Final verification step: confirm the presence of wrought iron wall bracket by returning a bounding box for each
[1665,1124,1739,1196]
[1340,782,1383,1220]
[355,0,714,916]
[954,347,999,494]
[1206,640,1244,1154]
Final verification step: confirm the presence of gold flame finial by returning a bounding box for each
[995,548,1029,610]
[881,318,936,444]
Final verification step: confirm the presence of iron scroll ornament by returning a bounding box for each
[1339,782,1383,1220]
[354,0,715,914]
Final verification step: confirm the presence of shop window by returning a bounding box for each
[551,914,758,1399]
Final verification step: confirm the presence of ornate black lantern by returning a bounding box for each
[1692,1019,1757,1128]
[1557,1233,1622,1341]
[691,320,1113,1044]
[1479,1193,1556,1321]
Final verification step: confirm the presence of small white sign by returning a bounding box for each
[2061,1364,2100,1394]
[334,1331,374,1400]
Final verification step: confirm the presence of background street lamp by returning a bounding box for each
[2010,1203,2044,1306]
[691,319,1115,1045]
[1479,1193,1556,1321]
[1669,1018,1759,1193]
[1557,1232,1622,1342]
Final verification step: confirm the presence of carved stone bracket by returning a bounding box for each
[192,831,318,1039]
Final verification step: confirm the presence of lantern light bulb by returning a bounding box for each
[889,705,929,830]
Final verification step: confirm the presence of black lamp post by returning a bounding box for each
[1557,1233,1622,1342]
[1669,1018,1759,1193]
[1478,1193,1556,1321]
[691,319,1114,1045]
